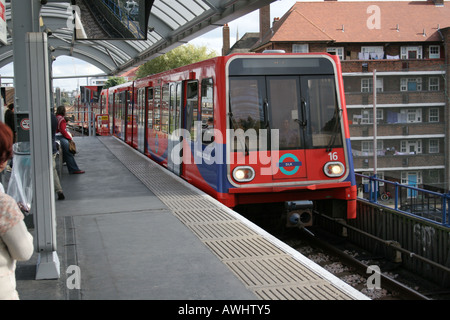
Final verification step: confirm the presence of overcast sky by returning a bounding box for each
[0,0,423,92]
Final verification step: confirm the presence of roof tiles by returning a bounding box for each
[269,1,450,44]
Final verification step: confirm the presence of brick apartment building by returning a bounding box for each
[225,0,450,192]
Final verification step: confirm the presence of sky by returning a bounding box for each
[0,0,422,92]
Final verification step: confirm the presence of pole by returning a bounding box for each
[26,32,60,279]
[373,69,378,199]
[373,69,377,176]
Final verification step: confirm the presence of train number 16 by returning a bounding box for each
[328,152,339,161]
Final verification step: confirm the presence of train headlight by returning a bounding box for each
[324,162,345,177]
[232,166,255,182]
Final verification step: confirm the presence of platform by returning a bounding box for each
[14,135,369,300]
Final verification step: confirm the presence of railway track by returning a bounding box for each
[241,210,445,300]
[282,227,432,300]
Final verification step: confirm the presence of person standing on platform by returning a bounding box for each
[4,103,15,171]
[0,122,34,300]
[51,112,65,200]
[55,105,84,175]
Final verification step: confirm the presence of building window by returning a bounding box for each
[362,140,383,154]
[429,45,440,59]
[429,108,439,122]
[361,46,384,60]
[429,77,439,91]
[400,108,422,123]
[401,140,422,154]
[361,109,383,124]
[293,44,309,53]
[401,46,423,59]
[429,170,440,183]
[361,78,383,93]
[429,139,439,154]
[400,78,422,91]
[327,47,344,60]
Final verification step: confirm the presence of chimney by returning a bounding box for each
[259,5,270,41]
[222,24,230,56]
[273,17,280,29]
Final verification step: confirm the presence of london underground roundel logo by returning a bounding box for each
[278,153,302,175]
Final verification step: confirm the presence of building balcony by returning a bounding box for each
[341,58,445,73]
[353,153,444,170]
[349,123,445,137]
[345,90,446,106]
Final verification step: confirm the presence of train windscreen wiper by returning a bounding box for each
[228,112,249,156]
[263,98,270,129]
[326,108,342,152]
[294,98,307,128]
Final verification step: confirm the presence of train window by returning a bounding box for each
[161,85,169,133]
[154,86,161,131]
[147,87,153,129]
[229,77,265,152]
[169,84,176,133]
[108,92,113,134]
[168,83,182,134]
[176,84,181,131]
[305,77,342,148]
[137,89,143,126]
[201,79,214,144]
[186,81,199,140]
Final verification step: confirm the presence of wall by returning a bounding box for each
[316,200,450,286]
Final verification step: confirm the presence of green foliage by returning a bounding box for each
[136,44,217,78]
[103,76,127,88]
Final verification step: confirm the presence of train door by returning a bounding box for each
[228,76,308,180]
[269,75,342,180]
[266,76,307,180]
[108,91,114,135]
[137,88,146,153]
[126,89,134,146]
[167,82,183,175]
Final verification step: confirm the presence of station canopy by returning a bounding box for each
[0,0,274,76]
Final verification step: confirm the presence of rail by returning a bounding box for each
[355,173,450,227]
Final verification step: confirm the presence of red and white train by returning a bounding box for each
[75,53,357,225]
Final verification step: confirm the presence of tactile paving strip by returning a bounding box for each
[99,137,359,300]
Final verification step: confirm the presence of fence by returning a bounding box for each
[66,109,96,137]
[355,173,450,227]
[316,174,450,285]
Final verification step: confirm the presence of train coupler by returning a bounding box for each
[285,200,313,228]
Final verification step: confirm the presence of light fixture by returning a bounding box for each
[232,166,255,182]
[323,162,345,177]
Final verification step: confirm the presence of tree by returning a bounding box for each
[103,76,127,88]
[136,44,217,78]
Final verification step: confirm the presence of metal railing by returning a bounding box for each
[355,173,450,227]
[66,109,96,137]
